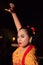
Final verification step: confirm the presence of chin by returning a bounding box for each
[18,44,22,47]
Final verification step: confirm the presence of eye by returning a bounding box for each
[21,34,25,38]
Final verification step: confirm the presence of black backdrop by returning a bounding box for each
[0,0,43,65]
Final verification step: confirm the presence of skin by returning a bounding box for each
[17,29,31,47]
[5,3,33,48]
[5,3,22,31]
[5,3,38,65]
[5,3,32,48]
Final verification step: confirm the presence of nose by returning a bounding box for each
[17,37,21,42]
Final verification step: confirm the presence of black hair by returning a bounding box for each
[19,27,35,37]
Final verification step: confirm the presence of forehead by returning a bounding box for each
[17,29,27,36]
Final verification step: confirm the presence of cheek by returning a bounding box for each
[22,37,29,44]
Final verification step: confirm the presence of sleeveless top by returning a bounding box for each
[12,45,38,65]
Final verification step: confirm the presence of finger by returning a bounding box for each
[5,9,8,11]
[5,9,11,12]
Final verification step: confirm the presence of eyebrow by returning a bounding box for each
[17,34,25,37]
[21,34,25,35]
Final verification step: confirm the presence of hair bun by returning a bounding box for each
[31,27,35,35]
[26,25,35,35]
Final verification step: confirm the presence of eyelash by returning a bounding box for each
[17,35,24,38]
[21,35,24,38]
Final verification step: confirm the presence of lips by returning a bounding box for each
[18,42,22,44]
[18,42,22,46]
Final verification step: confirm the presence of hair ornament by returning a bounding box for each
[31,27,35,35]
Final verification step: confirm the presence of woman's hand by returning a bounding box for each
[5,3,15,13]
[5,3,22,31]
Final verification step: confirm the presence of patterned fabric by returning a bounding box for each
[12,45,38,65]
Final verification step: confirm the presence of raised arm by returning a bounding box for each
[5,3,22,31]
[11,13,22,31]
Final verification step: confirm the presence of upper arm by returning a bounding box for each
[12,13,22,32]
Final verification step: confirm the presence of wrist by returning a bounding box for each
[11,12,16,15]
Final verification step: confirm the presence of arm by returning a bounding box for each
[11,12,22,31]
[5,3,22,31]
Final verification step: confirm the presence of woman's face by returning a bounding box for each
[17,29,30,47]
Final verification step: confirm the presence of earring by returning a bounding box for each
[29,37,32,43]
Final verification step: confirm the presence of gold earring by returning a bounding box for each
[29,37,32,43]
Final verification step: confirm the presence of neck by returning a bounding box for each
[23,44,30,49]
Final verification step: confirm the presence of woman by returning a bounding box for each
[5,3,38,65]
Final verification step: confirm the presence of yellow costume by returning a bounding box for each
[12,45,38,65]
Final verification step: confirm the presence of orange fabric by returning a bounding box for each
[22,45,34,65]
[12,45,38,65]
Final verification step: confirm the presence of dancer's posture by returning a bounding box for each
[5,3,38,65]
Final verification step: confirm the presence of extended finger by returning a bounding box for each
[5,9,11,12]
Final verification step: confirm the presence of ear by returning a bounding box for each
[29,37,32,43]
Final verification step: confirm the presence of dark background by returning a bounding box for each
[0,0,43,65]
